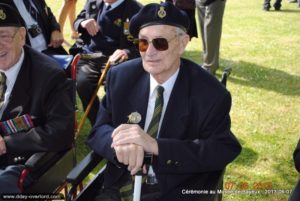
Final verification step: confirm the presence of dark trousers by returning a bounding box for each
[76,55,108,125]
[0,165,33,201]
[263,0,282,9]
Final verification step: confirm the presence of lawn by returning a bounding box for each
[47,0,300,200]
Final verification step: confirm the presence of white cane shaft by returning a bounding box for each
[133,175,142,201]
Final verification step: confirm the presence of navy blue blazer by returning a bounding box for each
[87,58,241,200]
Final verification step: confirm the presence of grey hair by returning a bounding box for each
[176,27,187,36]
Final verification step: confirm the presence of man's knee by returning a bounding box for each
[0,166,23,194]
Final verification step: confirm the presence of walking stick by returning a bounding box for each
[133,171,143,201]
[75,60,111,139]
[133,154,153,201]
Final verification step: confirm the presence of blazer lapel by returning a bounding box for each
[127,72,149,129]
[2,56,31,120]
[159,65,190,139]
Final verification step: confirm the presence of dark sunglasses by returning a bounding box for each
[135,35,180,52]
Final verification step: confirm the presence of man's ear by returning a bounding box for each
[19,27,27,46]
[179,34,190,55]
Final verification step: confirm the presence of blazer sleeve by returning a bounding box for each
[4,70,74,154]
[74,2,89,32]
[74,0,99,43]
[294,139,300,173]
[40,0,61,32]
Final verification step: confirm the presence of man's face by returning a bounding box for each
[0,27,26,71]
[138,25,189,84]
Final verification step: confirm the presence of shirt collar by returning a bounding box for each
[104,0,125,10]
[149,67,180,98]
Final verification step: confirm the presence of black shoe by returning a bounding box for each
[274,7,281,10]
[289,0,297,3]
[263,7,270,11]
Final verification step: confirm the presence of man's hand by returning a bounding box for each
[109,49,128,65]
[114,144,145,175]
[0,135,7,156]
[111,124,159,175]
[49,30,64,48]
[81,19,100,36]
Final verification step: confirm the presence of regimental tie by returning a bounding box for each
[147,86,165,138]
[0,72,7,109]
[120,86,165,201]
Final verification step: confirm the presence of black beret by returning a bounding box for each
[129,2,190,38]
[0,3,25,27]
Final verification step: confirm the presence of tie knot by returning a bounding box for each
[156,86,164,97]
[105,5,111,11]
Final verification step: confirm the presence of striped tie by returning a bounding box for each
[0,72,7,109]
[120,86,164,200]
[147,86,164,137]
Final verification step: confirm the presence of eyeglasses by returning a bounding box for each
[135,35,181,52]
[0,29,19,44]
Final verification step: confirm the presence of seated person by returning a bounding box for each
[86,2,242,201]
[2,0,67,55]
[0,3,74,197]
[73,0,142,125]
[289,139,300,201]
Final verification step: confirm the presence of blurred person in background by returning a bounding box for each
[2,0,67,55]
[58,0,80,40]
[72,0,142,126]
[263,0,282,11]
[195,0,226,75]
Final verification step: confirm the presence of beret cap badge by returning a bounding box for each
[158,6,166,19]
[0,9,6,21]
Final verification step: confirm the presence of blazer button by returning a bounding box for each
[175,161,179,166]
[166,160,172,165]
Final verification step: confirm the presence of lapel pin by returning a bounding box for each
[127,112,142,124]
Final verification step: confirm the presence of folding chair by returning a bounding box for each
[18,54,79,197]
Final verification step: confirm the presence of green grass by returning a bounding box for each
[47,0,300,200]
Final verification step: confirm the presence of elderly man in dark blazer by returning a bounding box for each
[0,3,74,196]
[2,0,67,55]
[73,0,142,126]
[87,2,241,201]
